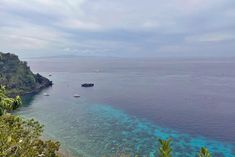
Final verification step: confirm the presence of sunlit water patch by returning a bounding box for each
[18,102,235,157]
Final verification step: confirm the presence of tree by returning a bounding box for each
[157,138,212,157]
[0,85,60,157]
[0,114,60,157]
[0,85,22,115]
[158,138,172,157]
[198,147,211,157]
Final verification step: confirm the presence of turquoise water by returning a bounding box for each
[19,97,234,156]
[17,57,235,156]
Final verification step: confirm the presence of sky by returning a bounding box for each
[0,0,235,58]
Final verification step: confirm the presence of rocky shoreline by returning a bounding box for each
[20,73,53,96]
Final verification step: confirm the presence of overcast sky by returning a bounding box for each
[0,0,235,58]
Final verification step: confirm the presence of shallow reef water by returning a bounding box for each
[81,104,234,157]
[33,103,234,157]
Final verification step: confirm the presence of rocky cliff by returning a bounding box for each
[0,52,52,96]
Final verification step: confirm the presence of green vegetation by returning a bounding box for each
[0,114,60,157]
[158,138,172,157]
[0,85,60,157]
[157,139,211,157]
[0,52,52,96]
[0,85,21,116]
[198,147,211,157]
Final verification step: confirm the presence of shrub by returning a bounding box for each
[0,85,60,157]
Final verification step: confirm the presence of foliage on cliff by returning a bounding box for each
[0,52,52,96]
[0,114,60,157]
[0,85,60,157]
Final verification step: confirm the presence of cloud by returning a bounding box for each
[59,19,102,31]
[0,0,235,57]
[186,33,235,43]
[0,19,67,49]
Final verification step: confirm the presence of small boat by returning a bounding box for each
[49,74,52,76]
[81,83,94,87]
[73,94,80,98]
[43,93,50,96]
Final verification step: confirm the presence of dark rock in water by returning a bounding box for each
[35,73,53,86]
[81,83,94,87]
[0,52,53,96]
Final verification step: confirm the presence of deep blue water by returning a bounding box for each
[18,57,235,156]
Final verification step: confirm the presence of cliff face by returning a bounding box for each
[0,52,52,96]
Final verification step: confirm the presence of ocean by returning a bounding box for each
[17,57,235,156]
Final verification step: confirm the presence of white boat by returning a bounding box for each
[73,94,80,98]
[43,93,50,96]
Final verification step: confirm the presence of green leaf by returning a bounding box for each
[7,136,12,143]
